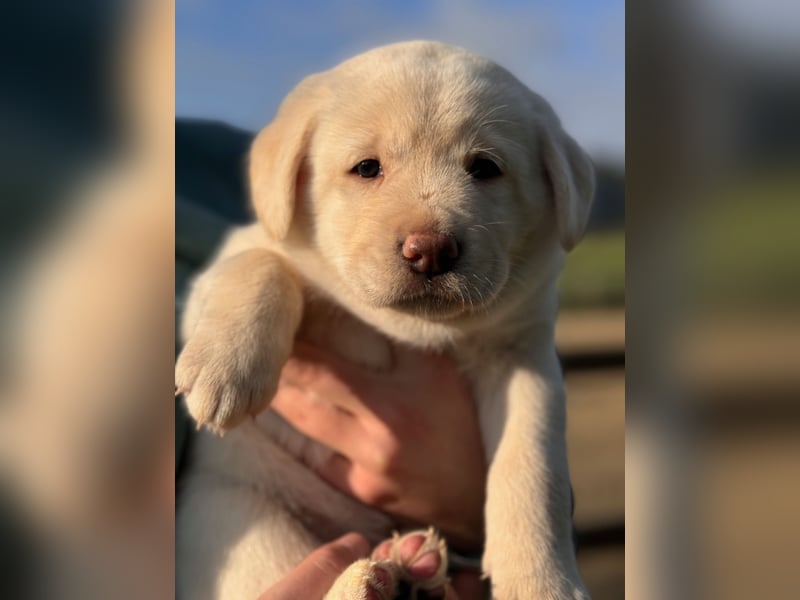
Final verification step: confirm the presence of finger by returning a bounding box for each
[270,385,372,459]
[315,452,399,508]
[257,532,370,600]
[280,343,374,416]
[271,383,358,436]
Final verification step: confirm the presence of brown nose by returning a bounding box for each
[402,232,460,276]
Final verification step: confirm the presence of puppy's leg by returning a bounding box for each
[324,559,400,600]
[177,459,320,600]
[175,248,302,432]
[325,528,449,600]
[477,356,589,600]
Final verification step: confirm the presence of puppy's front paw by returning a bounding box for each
[175,330,281,433]
[484,544,589,600]
[493,583,589,600]
[487,571,589,600]
[372,527,449,597]
[325,528,448,600]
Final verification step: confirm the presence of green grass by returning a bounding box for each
[554,170,800,311]
[558,229,625,308]
[687,172,800,310]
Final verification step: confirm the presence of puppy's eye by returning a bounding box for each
[351,159,382,178]
[467,158,502,180]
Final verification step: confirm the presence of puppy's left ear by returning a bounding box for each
[540,123,596,251]
[249,73,329,240]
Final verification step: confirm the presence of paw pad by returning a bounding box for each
[372,527,449,597]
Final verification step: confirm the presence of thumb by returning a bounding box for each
[258,533,371,600]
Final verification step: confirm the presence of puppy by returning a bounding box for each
[176,41,594,599]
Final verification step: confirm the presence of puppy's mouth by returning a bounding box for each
[386,271,497,319]
[350,235,509,319]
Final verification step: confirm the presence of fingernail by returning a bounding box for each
[335,532,371,557]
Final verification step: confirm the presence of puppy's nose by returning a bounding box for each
[402,232,460,275]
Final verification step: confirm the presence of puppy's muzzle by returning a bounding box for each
[401,232,460,276]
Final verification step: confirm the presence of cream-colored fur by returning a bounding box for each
[176,41,594,599]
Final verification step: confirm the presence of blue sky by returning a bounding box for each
[177,0,624,162]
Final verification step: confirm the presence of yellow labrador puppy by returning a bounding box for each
[176,41,594,599]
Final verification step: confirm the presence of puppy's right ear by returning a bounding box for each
[249,74,328,240]
[539,122,596,252]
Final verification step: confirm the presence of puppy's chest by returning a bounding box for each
[294,289,507,373]
[297,290,394,370]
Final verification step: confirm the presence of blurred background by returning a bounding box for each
[627,2,800,599]
[175,1,625,598]
[1,1,175,598]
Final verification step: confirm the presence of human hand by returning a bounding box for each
[271,341,486,552]
[256,532,369,600]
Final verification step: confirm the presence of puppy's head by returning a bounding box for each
[250,41,594,319]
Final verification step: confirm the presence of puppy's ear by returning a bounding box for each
[249,74,328,240]
[540,122,596,251]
